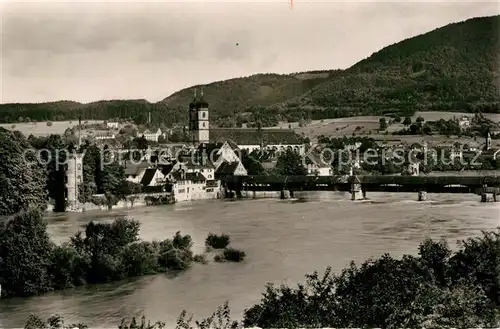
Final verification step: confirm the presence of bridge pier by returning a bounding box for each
[280,189,291,200]
[351,184,364,201]
[350,174,365,201]
[479,187,500,202]
[418,191,427,202]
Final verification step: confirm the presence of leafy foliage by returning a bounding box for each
[0,128,47,215]
[240,149,266,175]
[0,209,54,297]
[0,214,196,297]
[28,134,70,211]
[24,314,87,329]
[273,149,307,176]
[243,230,500,328]
[222,248,246,263]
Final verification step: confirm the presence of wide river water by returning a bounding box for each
[0,191,499,328]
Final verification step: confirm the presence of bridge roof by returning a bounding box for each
[359,175,500,185]
[239,175,500,186]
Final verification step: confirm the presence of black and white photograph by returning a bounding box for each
[0,0,499,328]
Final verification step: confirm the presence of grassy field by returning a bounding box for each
[0,120,104,137]
[284,116,390,138]
[412,111,500,122]
[289,112,500,145]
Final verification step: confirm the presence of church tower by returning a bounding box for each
[189,87,209,144]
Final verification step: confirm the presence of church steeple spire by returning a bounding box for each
[189,88,197,110]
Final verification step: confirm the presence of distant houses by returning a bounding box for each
[138,128,163,142]
[106,121,119,129]
[93,131,116,141]
[459,116,471,130]
[71,92,309,207]
[305,151,332,176]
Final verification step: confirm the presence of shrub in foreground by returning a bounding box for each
[205,233,231,249]
[25,302,240,329]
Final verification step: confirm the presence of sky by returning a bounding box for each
[1,0,499,104]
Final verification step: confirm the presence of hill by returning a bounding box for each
[276,15,500,119]
[159,71,339,126]
[1,15,498,126]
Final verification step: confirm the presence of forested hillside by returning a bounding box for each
[160,71,337,126]
[277,15,500,119]
[1,15,498,126]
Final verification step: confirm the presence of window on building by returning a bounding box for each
[202,122,206,128]
[202,112,206,118]
[77,163,82,170]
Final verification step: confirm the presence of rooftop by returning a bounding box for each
[140,168,158,185]
[180,155,215,169]
[185,171,207,182]
[124,161,151,176]
[215,161,240,175]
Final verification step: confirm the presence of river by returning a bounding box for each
[0,191,498,328]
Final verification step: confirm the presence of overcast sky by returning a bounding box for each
[1,0,499,104]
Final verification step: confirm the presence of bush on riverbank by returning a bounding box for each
[205,233,245,263]
[24,302,239,329]
[0,211,194,298]
[213,248,246,263]
[205,233,231,249]
[223,248,246,262]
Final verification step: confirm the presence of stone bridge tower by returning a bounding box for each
[65,153,84,210]
[65,117,84,211]
[189,88,210,145]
